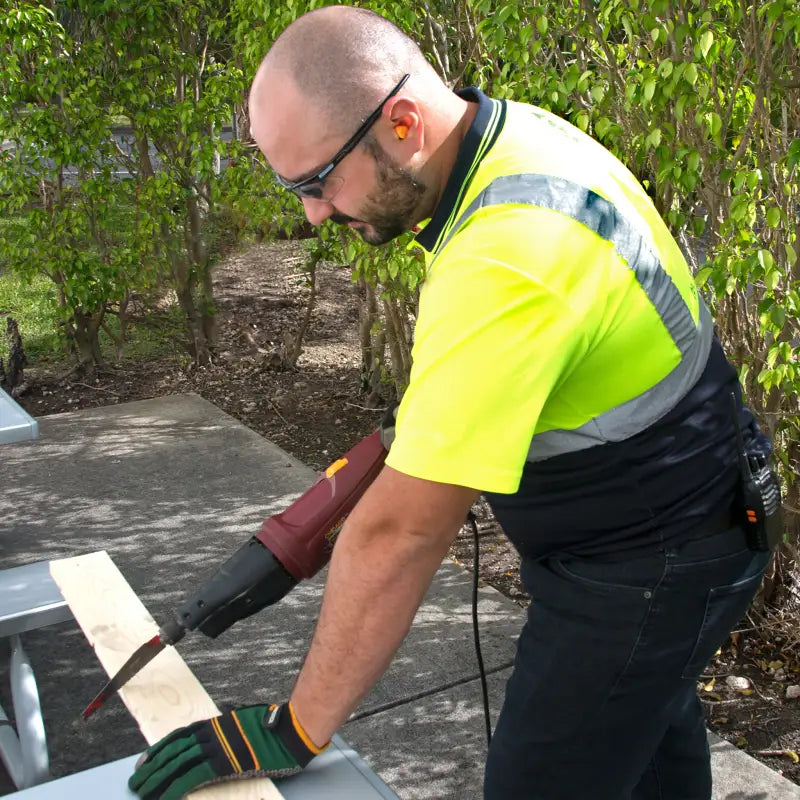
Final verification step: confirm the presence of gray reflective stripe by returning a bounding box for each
[528,300,713,461]
[436,173,713,462]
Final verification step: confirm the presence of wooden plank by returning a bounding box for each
[50,550,285,800]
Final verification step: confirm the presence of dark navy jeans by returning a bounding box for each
[483,525,771,799]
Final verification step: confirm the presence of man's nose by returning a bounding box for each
[301,196,334,226]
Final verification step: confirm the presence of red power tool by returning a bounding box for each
[82,430,388,719]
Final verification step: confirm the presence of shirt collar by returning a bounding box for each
[415,87,505,253]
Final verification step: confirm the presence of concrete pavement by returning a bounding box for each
[1,394,797,798]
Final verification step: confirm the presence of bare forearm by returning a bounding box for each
[289,467,478,747]
[290,517,453,744]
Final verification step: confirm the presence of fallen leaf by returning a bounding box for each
[736,736,748,748]
[703,677,716,691]
[788,751,800,764]
[711,717,729,725]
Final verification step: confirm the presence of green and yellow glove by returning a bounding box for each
[129,702,327,800]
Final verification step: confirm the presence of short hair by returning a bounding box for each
[264,6,438,131]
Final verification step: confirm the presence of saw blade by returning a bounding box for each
[81,633,166,719]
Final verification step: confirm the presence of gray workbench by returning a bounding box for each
[0,387,37,444]
[0,395,396,798]
[0,395,42,791]
[0,561,397,799]
[11,736,397,799]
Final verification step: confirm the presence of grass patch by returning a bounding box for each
[0,270,183,369]
[0,272,64,364]
[98,305,185,363]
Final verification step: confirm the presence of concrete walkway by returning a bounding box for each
[1,394,797,799]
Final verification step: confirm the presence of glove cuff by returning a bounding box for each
[265,702,328,768]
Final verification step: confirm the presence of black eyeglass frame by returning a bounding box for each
[273,73,411,198]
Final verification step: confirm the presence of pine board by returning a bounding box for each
[50,550,284,800]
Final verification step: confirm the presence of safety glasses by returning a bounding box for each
[273,74,410,201]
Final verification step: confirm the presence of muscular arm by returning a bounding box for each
[290,464,479,746]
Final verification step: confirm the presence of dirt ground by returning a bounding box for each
[13,240,800,787]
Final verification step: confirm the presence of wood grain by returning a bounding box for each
[50,550,285,800]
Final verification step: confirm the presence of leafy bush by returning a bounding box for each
[235,0,800,592]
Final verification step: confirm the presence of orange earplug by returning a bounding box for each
[394,124,409,140]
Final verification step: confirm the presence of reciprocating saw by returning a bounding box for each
[82,429,388,719]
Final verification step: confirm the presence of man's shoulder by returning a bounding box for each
[483,99,613,177]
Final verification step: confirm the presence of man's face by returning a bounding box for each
[250,74,425,245]
[328,139,426,245]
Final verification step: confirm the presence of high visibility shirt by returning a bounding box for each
[385,88,764,559]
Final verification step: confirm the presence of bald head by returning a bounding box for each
[248,7,476,243]
[251,6,440,131]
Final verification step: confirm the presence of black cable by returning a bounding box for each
[468,510,492,747]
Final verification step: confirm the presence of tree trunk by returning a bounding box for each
[3,318,26,390]
[279,251,318,369]
[365,328,388,406]
[200,262,217,350]
[181,194,214,365]
[69,309,106,378]
[174,263,209,365]
[358,280,380,372]
[356,280,390,405]
[117,293,131,361]
[382,299,411,398]
[382,297,412,389]
[235,100,250,143]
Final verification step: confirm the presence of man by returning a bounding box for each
[129,6,773,799]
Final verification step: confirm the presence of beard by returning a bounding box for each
[332,141,428,245]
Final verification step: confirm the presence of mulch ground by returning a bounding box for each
[11,239,800,787]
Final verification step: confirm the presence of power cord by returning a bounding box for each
[468,510,492,747]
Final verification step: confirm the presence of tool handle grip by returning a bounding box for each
[173,537,295,636]
[258,430,387,579]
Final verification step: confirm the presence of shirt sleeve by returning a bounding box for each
[386,217,590,494]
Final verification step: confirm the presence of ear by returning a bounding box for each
[382,96,423,154]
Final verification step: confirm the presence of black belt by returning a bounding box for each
[683,505,738,543]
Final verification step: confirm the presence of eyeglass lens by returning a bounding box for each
[296,175,344,201]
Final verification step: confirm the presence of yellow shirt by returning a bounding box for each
[387,91,704,495]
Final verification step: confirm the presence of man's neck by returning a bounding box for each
[415,97,479,225]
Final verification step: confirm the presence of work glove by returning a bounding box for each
[129,702,326,800]
[380,403,398,450]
